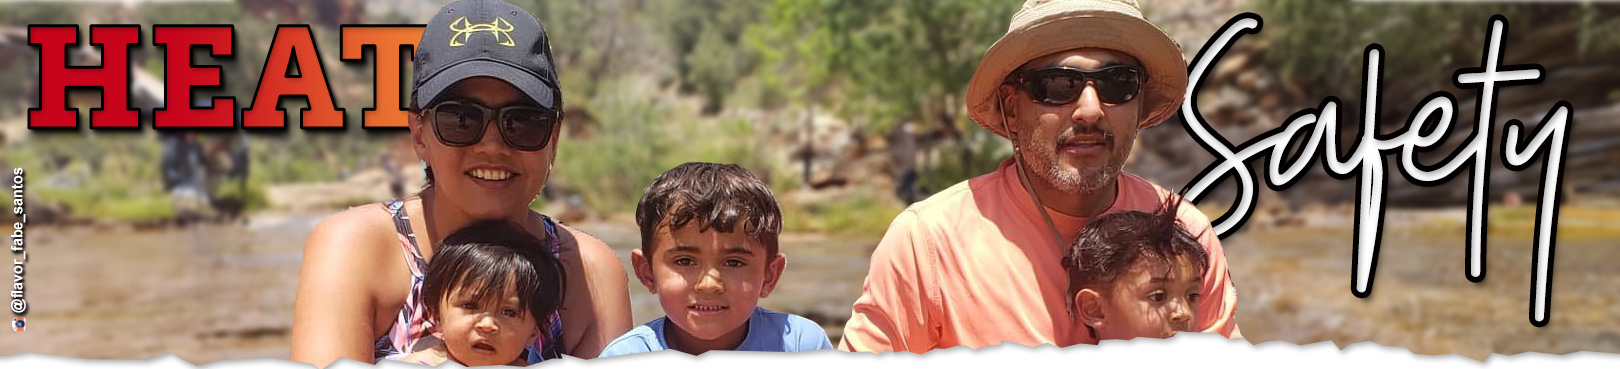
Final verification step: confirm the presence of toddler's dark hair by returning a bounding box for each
[421,220,566,334]
[1061,193,1209,314]
[635,162,782,260]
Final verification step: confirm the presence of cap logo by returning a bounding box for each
[448,16,516,47]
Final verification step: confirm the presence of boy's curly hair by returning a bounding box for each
[635,162,783,260]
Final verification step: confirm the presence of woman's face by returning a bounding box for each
[411,77,560,220]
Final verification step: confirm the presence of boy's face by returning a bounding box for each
[433,280,540,367]
[631,225,786,351]
[1075,254,1202,340]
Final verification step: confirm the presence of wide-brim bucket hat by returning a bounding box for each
[965,0,1188,138]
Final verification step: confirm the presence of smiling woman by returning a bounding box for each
[287,1,632,368]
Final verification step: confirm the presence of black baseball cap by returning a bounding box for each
[413,0,561,110]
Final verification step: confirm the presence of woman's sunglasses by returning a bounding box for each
[423,100,559,151]
[1007,65,1143,105]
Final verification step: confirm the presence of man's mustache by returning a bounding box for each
[1058,125,1115,147]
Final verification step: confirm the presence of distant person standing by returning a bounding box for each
[839,0,1240,353]
[160,131,209,223]
[890,122,922,204]
[382,151,405,200]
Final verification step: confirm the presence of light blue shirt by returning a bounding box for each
[598,307,833,356]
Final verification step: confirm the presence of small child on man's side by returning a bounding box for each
[1062,194,1210,341]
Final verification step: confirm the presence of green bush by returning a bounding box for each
[554,79,782,215]
[94,195,177,223]
[554,80,681,214]
[781,191,905,238]
[212,175,271,213]
[1252,0,1620,102]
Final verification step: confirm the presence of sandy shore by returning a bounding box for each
[1229,206,1620,360]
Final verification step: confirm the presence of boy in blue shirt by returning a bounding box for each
[599,162,833,356]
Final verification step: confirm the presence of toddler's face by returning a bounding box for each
[633,225,784,351]
[1087,255,1202,340]
[434,279,539,366]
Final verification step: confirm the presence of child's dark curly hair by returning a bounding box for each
[420,220,566,338]
[1061,192,1209,314]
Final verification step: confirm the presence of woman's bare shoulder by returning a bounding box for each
[313,203,397,240]
[291,202,412,365]
[304,203,405,266]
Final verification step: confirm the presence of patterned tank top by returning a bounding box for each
[373,199,567,363]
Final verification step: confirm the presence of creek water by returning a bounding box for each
[4,209,1616,363]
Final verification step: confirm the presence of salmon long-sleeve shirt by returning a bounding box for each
[838,159,1240,353]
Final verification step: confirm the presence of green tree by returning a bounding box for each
[1254,0,1620,109]
[748,0,1016,135]
[648,0,768,114]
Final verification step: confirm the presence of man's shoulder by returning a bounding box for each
[873,162,1022,260]
[878,185,969,252]
[904,178,973,214]
[898,164,1008,226]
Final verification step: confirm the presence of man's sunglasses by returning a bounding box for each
[1007,65,1142,105]
[423,100,559,151]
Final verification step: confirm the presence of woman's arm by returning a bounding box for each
[558,227,633,359]
[290,206,403,368]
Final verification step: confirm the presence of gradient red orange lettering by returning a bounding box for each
[153,25,235,128]
[243,26,344,128]
[341,26,423,128]
[28,25,140,128]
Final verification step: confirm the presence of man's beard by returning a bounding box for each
[1021,126,1125,195]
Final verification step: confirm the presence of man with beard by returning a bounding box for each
[837,0,1240,353]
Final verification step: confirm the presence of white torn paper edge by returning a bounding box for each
[2,333,1617,369]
